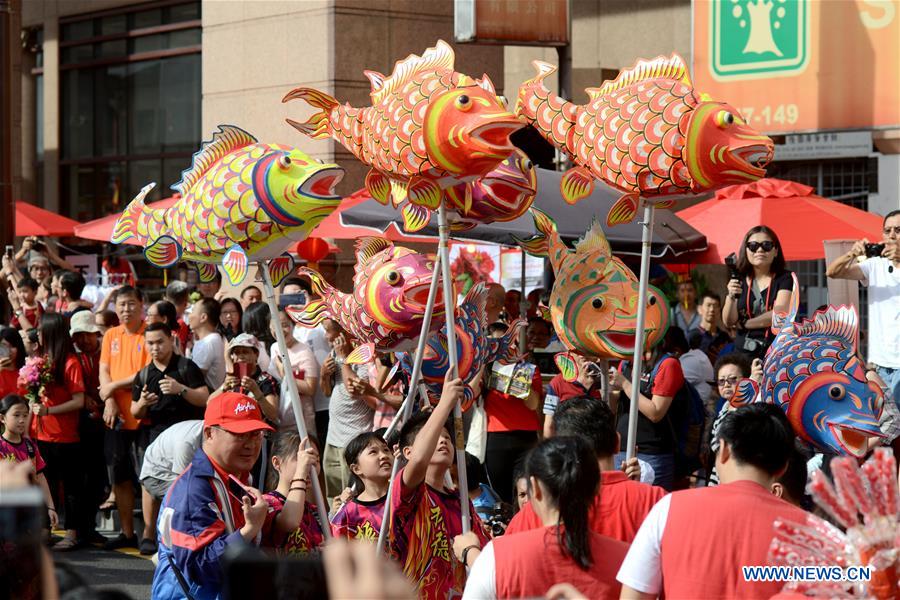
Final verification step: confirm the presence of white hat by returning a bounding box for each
[227,333,259,352]
[70,310,100,336]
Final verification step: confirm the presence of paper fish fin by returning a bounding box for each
[282,88,339,140]
[560,166,594,205]
[144,235,182,268]
[365,169,391,205]
[477,74,496,95]
[538,304,552,322]
[592,54,691,99]
[529,60,559,85]
[574,219,612,258]
[112,182,157,244]
[795,306,859,349]
[460,384,476,412]
[371,40,455,105]
[607,192,640,227]
[496,319,526,363]
[390,179,409,207]
[346,343,376,365]
[222,245,249,286]
[652,199,677,210]
[401,203,431,233]
[285,299,327,329]
[513,207,557,258]
[363,70,386,95]
[296,266,334,297]
[555,352,579,382]
[729,378,760,408]
[462,283,489,325]
[450,220,476,233]
[173,125,256,196]
[407,178,442,210]
[196,263,219,283]
[354,238,393,273]
[772,272,801,334]
[268,253,295,288]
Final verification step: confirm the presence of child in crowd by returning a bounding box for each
[261,431,325,556]
[0,394,57,528]
[331,431,393,540]
[389,375,488,599]
[512,463,529,512]
[9,277,42,332]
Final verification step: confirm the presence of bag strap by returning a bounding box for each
[24,438,35,459]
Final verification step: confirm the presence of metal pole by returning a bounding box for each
[375,253,443,554]
[599,359,610,406]
[259,263,331,539]
[626,203,655,459]
[438,204,470,534]
[519,249,527,354]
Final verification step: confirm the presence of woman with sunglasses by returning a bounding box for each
[723,226,793,359]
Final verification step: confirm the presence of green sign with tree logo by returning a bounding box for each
[711,0,809,80]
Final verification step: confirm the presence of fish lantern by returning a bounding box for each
[295,237,331,269]
[286,237,444,363]
[111,125,345,287]
[731,274,884,457]
[517,208,669,379]
[391,284,524,411]
[283,40,524,232]
[515,54,774,226]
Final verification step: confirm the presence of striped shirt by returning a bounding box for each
[325,362,373,448]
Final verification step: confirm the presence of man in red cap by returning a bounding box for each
[151,392,273,600]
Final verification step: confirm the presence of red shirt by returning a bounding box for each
[485,366,542,432]
[175,319,191,352]
[30,354,85,444]
[0,369,20,398]
[495,526,627,600]
[506,471,666,543]
[659,480,807,599]
[547,373,602,404]
[11,304,42,331]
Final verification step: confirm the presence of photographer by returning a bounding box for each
[826,210,900,402]
[722,226,793,359]
[14,237,76,278]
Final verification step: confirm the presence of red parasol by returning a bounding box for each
[311,190,436,243]
[15,201,81,237]
[676,178,885,263]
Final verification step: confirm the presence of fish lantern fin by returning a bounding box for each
[401,203,432,233]
[796,306,860,350]
[555,352,580,382]
[585,88,603,101]
[460,384,476,412]
[285,299,327,329]
[498,319,527,363]
[476,74,496,95]
[652,199,677,210]
[592,54,692,99]
[389,180,409,207]
[296,266,334,298]
[144,235,182,269]
[529,61,559,85]
[462,283,489,317]
[537,304,552,322]
[407,177,442,210]
[371,40,455,105]
[365,169,392,205]
[282,88,339,140]
[513,207,559,259]
[173,125,256,196]
[112,182,157,244]
[196,263,219,283]
[773,272,802,335]
[380,360,404,393]
[268,253,296,288]
[450,220,476,233]
[606,192,641,227]
[363,70,386,95]
[346,343,376,365]
[560,166,595,205]
[221,244,249,286]
[354,237,394,272]
[574,219,612,258]
[729,378,760,408]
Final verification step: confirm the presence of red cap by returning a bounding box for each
[204,392,274,434]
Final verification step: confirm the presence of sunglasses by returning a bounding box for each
[746,241,775,253]
[883,227,900,236]
[717,376,739,386]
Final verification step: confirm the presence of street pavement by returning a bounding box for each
[51,539,154,600]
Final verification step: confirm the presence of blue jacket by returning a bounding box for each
[151,448,246,600]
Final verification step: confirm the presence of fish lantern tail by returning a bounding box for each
[282,87,339,140]
[111,182,156,245]
[514,207,557,257]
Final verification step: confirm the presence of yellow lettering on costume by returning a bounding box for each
[285,528,309,555]
[356,521,377,542]
[429,506,450,562]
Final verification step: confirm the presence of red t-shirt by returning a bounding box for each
[494,526,627,600]
[485,366,542,432]
[175,319,191,352]
[30,354,85,444]
[548,373,602,403]
[0,369,20,398]
[11,305,42,331]
[506,470,666,543]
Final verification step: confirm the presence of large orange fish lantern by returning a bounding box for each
[283,40,524,232]
[515,54,774,227]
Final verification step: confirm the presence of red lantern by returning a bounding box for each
[295,237,331,269]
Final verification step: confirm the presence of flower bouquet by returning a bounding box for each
[18,356,52,431]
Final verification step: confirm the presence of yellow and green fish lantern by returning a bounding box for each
[517,208,669,380]
[282,40,524,232]
[111,125,345,286]
[515,54,774,227]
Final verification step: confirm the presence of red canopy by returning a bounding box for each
[73,196,180,246]
[16,201,81,237]
[676,178,885,263]
[311,190,436,243]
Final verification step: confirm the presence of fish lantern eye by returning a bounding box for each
[278,155,292,170]
[455,94,472,111]
[385,270,401,285]
[523,159,534,171]
[828,384,846,400]
[648,296,657,307]
[715,111,735,129]
[591,297,604,310]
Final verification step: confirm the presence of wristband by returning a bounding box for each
[461,544,480,567]
[289,486,308,493]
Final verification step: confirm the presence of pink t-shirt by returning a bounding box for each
[0,435,46,473]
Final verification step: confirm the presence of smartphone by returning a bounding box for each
[226,474,256,503]
[279,292,308,310]
[4,245,12,260]
[232,362,250,380]
[0,487,45,600]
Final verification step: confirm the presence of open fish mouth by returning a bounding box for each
[829,422,883,458]
[300,167,344,199]
[597,330,637,353]
[479,177,536,204]
[733,143,774,174]
[469,119,524,153]
[403,278,443,311]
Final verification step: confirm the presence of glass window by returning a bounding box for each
[129,60,163,155]
[100,14,127,36]
[97,39,127,59]
[160,54,201,153]
[168,28,201,49]
[61,69,94,159]
[35,74,43,162]
[61,20,94,42]
[128,160,164,202]
[165,3,201,23]
[95,65,127,157]
[61,44,93,65]
[131,33,166,54]
[132,8,162,30]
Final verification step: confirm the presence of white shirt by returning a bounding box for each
[269,341,319,436]
[859,257,900,368]
[190,331,226,390]
[295,324,331,412]
[139,420,204,483]
[616,494,672,595]
[679,348,715,403]
[462,541,497,600]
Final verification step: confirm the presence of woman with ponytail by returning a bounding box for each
[456,437,629,599]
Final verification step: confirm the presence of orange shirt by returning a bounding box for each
[100,323,150,430]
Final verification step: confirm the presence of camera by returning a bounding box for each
[31,239,45,252]
[865,243,886,258]
[724,253,740,281]
[485,502,513,537]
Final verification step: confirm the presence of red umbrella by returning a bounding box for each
[311,190,436,243]
[73,196,180,246]
[675,178,884,263]
[15,201,81,237]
